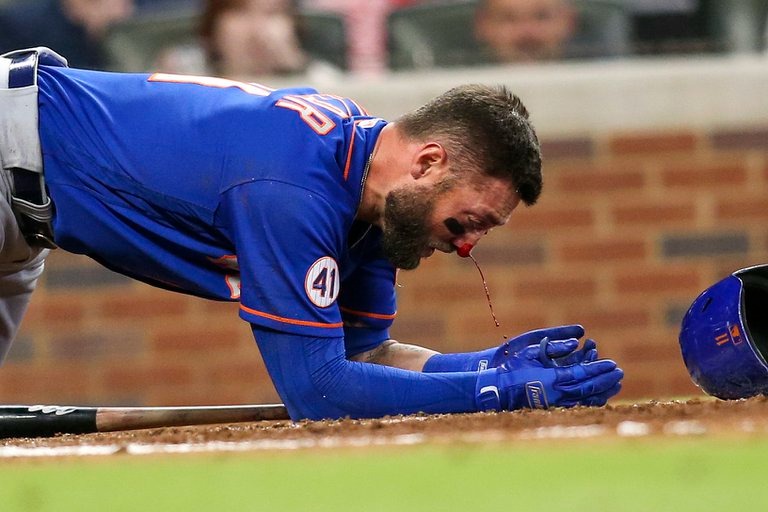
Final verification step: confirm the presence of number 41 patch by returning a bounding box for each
[305,256,340,308]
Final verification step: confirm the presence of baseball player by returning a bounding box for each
[0,47,623,420]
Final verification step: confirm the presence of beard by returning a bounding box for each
[381,183,436,270]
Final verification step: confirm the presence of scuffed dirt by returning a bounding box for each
[3,396,768,454]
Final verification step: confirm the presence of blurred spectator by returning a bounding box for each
[473,0,577,63]
[388,0,631,70]
[156,0,341,81]
[301,0,425,74]
[0,0,134,69]
[202,0,308,76]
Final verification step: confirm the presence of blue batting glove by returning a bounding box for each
[504,337,580,370]
[475,356,624,412]
[489,325,598,368]
[556,338,599,366]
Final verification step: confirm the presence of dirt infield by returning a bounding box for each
[2,396,768,456]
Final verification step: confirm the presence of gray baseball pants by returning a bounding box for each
[0,52,51,363]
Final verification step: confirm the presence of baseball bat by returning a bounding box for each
[0,403,290,439]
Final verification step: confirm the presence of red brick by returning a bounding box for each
[201,300,240,315]
[513,276,597,300]
[146,383,280,406]
[661,164,747,188]
[389,317,447,345]
[562,307,650,329]
[204,360,270,384]
[539,137,594,159]
[609,131,699,155]
[39,299,87,324]
[102,363,194,389]
[554,168,645,194]
[710,127,768,150]
[556,239,647,263]
[99,294,190,319]
[412,282,487,303]
[0,364,93,401]
[620,340,683,364]
[716,197,768,221]
[471,241,547,266]
[453,311,549,346]
[151,327,246,353]
[612,202,696,225]
[614,268,701,295]
[50,330,146,360]
[509,206,595,231]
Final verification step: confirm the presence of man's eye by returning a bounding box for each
[444,218,465,235]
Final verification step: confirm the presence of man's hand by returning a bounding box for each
[489,324,598,368]
[475,341,624,411]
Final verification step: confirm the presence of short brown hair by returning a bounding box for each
[396,84,542,205]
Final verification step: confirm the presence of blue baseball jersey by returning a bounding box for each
[36,67,396,346]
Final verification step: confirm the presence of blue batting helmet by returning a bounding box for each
[679,264,768,399]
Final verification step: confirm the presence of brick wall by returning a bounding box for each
[1,124,766,407]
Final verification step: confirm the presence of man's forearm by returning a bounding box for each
[350,338,499,373]
[349,339,439,371]
[253,327,477,420]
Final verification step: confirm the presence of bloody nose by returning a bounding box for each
[457,243,474,258]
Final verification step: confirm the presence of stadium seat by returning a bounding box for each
[706,0,768,53]
[297,10,348,71]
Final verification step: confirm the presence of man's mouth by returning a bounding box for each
[422,242,455,257]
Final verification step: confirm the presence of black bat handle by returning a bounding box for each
[0,405,97,438]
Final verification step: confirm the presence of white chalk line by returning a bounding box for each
[0,433,427,459]
[0,418,759,459]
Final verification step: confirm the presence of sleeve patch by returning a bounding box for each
[305,256,340,308]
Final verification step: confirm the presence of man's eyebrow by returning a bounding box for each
[475,209,506,227]
[484,212,505,226]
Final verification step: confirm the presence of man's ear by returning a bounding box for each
[410,142,447,180]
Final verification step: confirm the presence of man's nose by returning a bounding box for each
[457,243,473,258]
[452,229,487,252]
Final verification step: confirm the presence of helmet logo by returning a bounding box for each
[714,324,743,347]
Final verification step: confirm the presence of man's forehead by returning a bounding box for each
[460,180,519,221]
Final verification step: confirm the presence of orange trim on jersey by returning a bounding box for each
[340,306,397,320]
[325,94,353,116]
[306,94,349,118]
[343,128,356,181]
[347,97,369,116]
[240,304,343,328]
